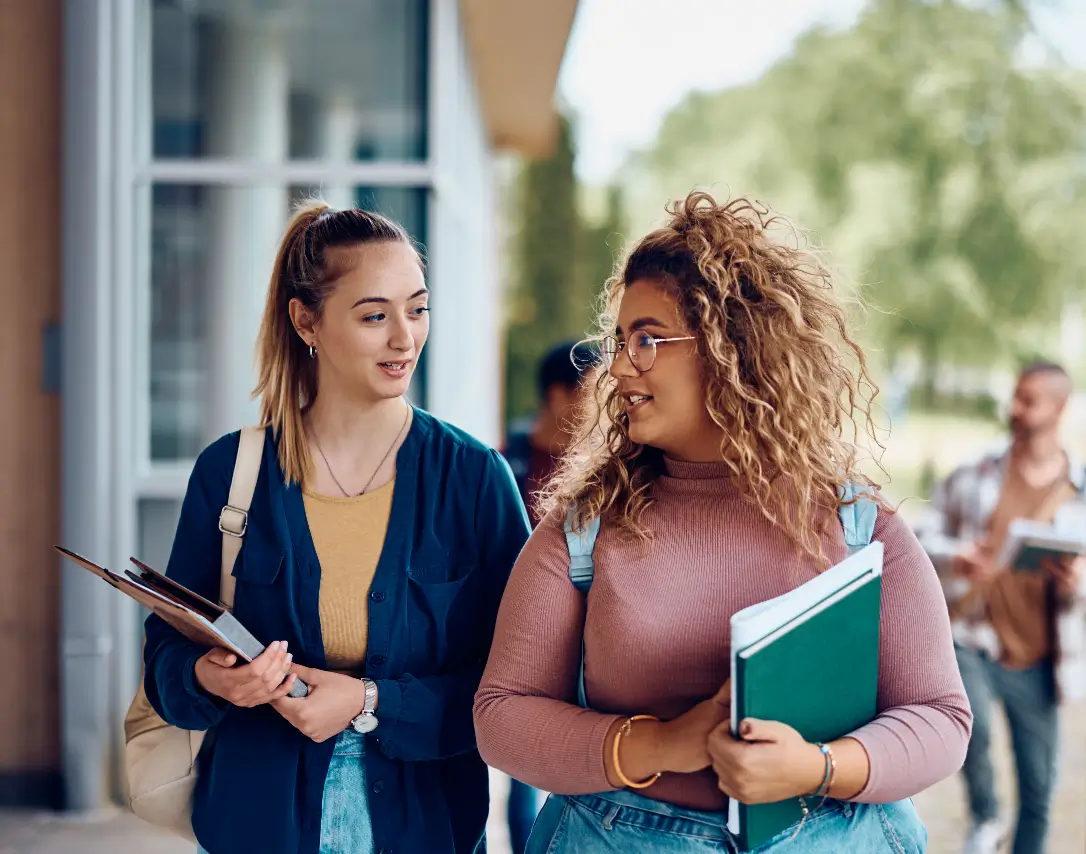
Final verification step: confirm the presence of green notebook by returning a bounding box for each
[727,542,884,851]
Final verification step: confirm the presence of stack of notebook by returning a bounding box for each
[727,542,884,850]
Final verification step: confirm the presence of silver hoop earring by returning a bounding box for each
[309,345,316,359]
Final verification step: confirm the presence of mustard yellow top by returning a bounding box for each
[302,479,394,673]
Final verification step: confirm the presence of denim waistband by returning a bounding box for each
[576,788,730,829]
[566,789,849,845]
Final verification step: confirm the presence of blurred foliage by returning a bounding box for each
[617,0,1086,396]
[504,116,626,422]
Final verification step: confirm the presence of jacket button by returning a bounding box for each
[372,780,385,794]
[370,590,386,603]
[369,654,386,668]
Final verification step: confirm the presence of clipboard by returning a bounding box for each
[55,545,308,698]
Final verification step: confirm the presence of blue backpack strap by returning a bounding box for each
[838,481,878,554]
[564,506,601,707]
[564,506,601,594]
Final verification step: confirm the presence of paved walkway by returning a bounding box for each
[2,701,1082,853]
[911,699,1085,854]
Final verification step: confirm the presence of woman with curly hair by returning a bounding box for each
[474,190,972,853]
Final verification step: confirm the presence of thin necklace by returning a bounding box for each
[312,403,411,497]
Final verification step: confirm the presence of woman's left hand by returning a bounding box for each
[272,664,370,743]
[707,718,825,805]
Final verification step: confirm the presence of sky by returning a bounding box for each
[558,0,1086,184]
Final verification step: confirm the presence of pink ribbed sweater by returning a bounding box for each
[474,458,972,808]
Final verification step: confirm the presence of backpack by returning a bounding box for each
[562,482,878,706]
[122,426,264,840]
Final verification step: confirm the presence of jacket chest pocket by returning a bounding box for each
[404,563,480,669]
[229,538,286,630]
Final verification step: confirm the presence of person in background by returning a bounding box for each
[500,341,601,853]
[505,342,601,524]
[475,190,972,853]
[142,202,530,854]
[917,362,1086,854]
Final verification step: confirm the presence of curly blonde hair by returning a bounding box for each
[538,190,885,567]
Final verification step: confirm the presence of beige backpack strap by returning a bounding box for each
[217,426,265,610]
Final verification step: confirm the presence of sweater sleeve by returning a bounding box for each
[848,510,974,802]
[474,510,623,794]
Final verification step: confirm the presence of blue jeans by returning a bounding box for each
[525,788,927,853]
[197,728,374,854]
[508,779,544,854]
[956,645,1059,854]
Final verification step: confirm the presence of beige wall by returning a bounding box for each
[0,0,63,804]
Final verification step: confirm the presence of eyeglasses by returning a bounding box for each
[601,331,696,373]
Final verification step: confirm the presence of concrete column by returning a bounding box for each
[320,90,358,209]
[204,19,290,442]
[59,0,116,812]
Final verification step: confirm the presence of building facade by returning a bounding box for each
[0,0,575,810]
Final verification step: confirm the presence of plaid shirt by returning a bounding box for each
[915,446,1086,702]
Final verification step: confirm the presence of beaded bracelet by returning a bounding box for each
[814,742,837,808]
[789,742,837,841]
[611,715,662,789]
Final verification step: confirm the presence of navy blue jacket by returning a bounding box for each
[143,410,531,854]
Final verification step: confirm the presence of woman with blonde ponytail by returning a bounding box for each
[475,191,972,853]
[143,201,530,854]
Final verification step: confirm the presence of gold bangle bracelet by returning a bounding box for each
[612,715,662,790]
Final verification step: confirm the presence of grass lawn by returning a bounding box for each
[857,411,1005,522]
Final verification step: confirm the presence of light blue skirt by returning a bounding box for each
[197,728,374,854]
[526,788,927,854]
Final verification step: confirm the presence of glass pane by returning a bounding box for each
[138,499,183,572]
[150,0,428,161]
[136,499,183,629]
[149,184,429,462]
[149,183,211,461]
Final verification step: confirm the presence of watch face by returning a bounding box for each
[352,714,379,734]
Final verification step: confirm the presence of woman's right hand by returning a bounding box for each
[655,680,732,774]
[607,680,731,786]
[193,641,297,707]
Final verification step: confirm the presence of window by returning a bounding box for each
[151,0,428,161]
[141,0,431,463]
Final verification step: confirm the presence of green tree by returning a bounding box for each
[576,184,627,320]
[776,0,1080,389]
[614,0,1086,392]
[504,117,624,423]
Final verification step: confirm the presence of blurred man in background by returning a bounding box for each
[500,340,600,853]
[504,341,600,524]
[917,362,1086,854]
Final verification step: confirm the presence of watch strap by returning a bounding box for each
[360,678,378,715]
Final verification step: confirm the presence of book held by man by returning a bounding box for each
[997,518,1086,574]
[727,542,884,850]
[55,545,308,698]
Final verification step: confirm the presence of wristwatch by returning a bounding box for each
[350,679,379,734]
